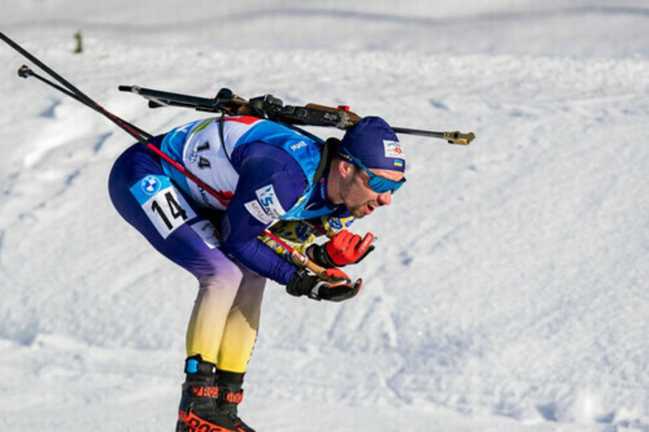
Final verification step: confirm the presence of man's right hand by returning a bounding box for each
[286,268,363,302]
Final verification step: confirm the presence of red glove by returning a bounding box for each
[327,230,375,266]
[307,230,375,267]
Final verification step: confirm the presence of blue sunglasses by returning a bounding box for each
[338,150,406,194]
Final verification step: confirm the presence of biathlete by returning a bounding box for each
[108,115,406,432]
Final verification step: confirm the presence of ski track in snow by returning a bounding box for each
[1,2,649,431]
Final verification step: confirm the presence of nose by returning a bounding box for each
[377,191,392,206]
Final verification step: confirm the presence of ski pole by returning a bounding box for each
[262,230,334,278]
[2,32,336,280]
[17,65,153,140]
[18,64,81,101]
[4,33,233,206]
[2,32,148,141]
[16,63,233,207]
[1,32,90,105]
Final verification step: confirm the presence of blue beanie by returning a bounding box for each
[340,116,406,172]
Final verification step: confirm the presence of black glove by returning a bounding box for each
[286,269,363,302]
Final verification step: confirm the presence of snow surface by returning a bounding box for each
[1,1,649,431]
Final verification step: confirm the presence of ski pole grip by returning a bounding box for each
[289,250,329,277]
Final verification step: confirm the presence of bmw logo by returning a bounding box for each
[140,175,161,195]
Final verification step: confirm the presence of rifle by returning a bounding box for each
[118,85,476,145]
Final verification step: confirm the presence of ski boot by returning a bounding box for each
[176,356,255,432]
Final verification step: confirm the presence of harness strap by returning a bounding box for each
[312,137,334,184]
[218,113,233,164]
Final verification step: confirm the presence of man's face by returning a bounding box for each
[339,164,405,218]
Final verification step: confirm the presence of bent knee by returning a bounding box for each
[197,258,244,291]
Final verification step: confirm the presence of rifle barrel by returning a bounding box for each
[393,127,475,145]
[119,85,222,112]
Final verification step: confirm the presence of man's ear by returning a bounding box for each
[337,159,354,180]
